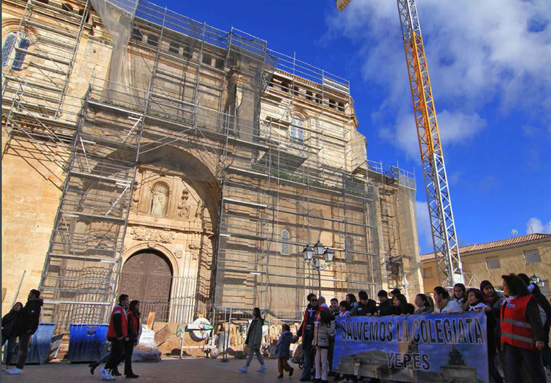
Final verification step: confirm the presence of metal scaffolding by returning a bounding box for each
[2,0,416,329]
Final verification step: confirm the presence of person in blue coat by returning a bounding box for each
[275,324,298,378]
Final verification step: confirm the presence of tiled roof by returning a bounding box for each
[420,233,551,262]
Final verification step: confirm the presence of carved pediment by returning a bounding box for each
[131,226,175,243]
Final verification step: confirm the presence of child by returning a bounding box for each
[239,308,266,373]
[339,301,351,317]
[312,309,336,383]
[466,288,488,312]
[275,324,297,378]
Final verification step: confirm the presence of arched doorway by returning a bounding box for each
[119,250,173,322]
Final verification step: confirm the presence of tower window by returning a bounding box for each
[281,229,290,255]
[169,42,180,54]
[147,34,158,46]
[290,117,304,143]
[131,28,143,42]
[2,32,31,71]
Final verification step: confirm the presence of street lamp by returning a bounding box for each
[303,241,335,297]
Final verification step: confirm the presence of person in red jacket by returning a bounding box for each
[124,300,141,379]
[100,294,129,381]
[500,274,546,383]
[296,293,320,382]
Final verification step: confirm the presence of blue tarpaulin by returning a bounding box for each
[6,323,56,365]
[66,324,109,363]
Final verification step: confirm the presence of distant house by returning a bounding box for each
[420,233,551,296]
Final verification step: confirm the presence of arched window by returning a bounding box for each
[2,32,31,71]
[281,229,290,255]
[290,117,304,143]
[2,33,17,68]
[345,237,353,262]
[150,182,169,217]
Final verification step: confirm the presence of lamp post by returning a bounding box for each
[302,241,335,297]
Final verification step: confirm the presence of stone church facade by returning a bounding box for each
[2,0,422,329]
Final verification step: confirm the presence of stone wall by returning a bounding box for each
[421,238,551,296]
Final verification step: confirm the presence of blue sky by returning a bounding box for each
[148,0,551,254]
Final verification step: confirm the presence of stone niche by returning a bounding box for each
[123,161,218,322]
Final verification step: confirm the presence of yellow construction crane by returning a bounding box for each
[337,0,464,287]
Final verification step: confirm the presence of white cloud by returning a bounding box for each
[380,110,486,160]
[415,201,433,252]
[525,217,551,234]
[326,0,551,154]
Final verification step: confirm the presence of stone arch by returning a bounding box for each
[122,242,178,276]
[119,248,173,322]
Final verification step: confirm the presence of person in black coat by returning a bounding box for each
[5,290,43,375]
[392,293,415,315]
[375,290,394,316]
[2,302,23,367]
[351,291,376,316]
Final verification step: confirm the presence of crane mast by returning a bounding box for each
[336,0,464,286]
[396,0,463,286]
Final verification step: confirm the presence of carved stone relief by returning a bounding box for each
[188,244,200,260]
[131,227,175,243]
[177,189,190,219]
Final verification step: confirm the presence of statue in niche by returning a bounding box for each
[150,182,169,217]
[189,244,200,260]
[195,201,205,219]
[131,181,140,210]
[177,189,190,219]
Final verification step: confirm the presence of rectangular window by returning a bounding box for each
[183,45,192,59]
[147,34,158,46]
[486,257,500,269]
[168,42,180,54]
[524,249,541,264]
[202,54,212,66]
[130,28,143,41]
[214,58,224,70]
[422,267,433,279]
[12,38,30,71]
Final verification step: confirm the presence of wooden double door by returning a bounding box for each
[119,251,172,322]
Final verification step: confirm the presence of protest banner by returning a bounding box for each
[333,311,488,382]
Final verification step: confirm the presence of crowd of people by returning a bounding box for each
[3,273,551,383]
[240,272,551,383]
